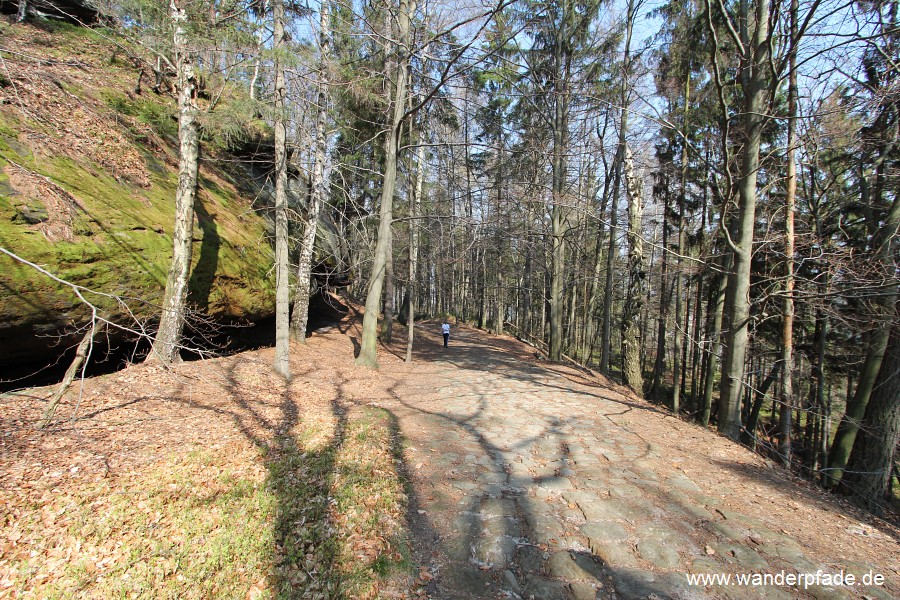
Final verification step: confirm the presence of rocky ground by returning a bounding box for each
[380,325,899,600]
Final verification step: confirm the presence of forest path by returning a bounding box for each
[377,323,897,600]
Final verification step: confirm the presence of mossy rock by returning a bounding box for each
[0,22,277,365]
[11,204,49,224]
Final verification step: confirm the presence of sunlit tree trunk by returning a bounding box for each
[406,136,425,362]
[777,0,798,463]
[622,142,645,394]
[382,231,396,341]
[291,0,330,343]
[149,0,200,365]
[357,0,413,368]
[272,0,290,379]
[717,0,771,439]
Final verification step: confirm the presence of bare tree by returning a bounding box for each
[148,0,200,365]
[291,0,331,343]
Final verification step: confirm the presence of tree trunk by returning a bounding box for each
[602,0,635,375]
[827,296,896,485]
[777,0,799,464]
[149,0,200,365]
[382,230,395,342]
[600,157,620,374]
[272,0,290,380]
[495,153,505,336]
[406,133,425,362]
[717,0,771,439]
[622,142,645,394]
[291,0,330,343]
[41,323,101,428]
[650,206,669,401]
[583,153,611,363]
[548,11,570,362]
[700,259,727,426]
[741,360,781,448]
[356,0,413,368]
[827,197,900,485]
[673,123,689,412]
[841,323,900,514]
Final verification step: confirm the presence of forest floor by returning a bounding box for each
[2,302,899,599]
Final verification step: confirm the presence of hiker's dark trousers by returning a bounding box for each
[443,333,449,347]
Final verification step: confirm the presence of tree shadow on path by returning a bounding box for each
[171,355,351,598]
[376,323,900,600]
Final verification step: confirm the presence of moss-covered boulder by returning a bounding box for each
[0,21,275,364]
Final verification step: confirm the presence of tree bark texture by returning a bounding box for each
[406,136,425,362]
[842,323,900,514]
[291,0,330,343]
[150,0,200,365]
[622,142,645,394]
[382,229,395,342]
[778,0,798,464]
[717,0,771,439]
[272,0,290,380]
[357,0,413,368]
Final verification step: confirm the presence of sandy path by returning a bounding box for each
[375,323,899,600]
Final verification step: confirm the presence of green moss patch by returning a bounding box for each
[0,22,275,337]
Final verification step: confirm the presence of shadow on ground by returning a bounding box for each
[364,322,898,600]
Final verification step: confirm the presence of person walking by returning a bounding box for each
[441,321,450,347]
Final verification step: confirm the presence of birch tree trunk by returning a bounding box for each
[149,0,200,365]
[272,0,290,379]
[292,0,331,342]
[622,142,645,394]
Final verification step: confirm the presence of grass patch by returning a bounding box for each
[105,93,178,139]
[269,405,412,598]
[5,450,275,599]
[4,404,413,599]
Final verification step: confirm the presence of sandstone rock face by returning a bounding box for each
[1,0,103,24]
[0,22,280,368]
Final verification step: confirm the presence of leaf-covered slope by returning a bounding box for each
[0,21,275,362]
